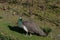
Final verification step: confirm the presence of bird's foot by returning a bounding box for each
[25,32,28,37]
[30,33,32,37]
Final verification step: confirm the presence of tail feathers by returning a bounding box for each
[37,29,47,36]
[39,31,46,36]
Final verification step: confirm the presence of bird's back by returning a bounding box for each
[23,20,46,36]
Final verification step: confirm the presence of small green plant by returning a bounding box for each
[0,16,3,19]
[43,27,52,35]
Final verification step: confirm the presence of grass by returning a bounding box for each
[0,0,60,40]
[0,20,52,40]
[0,33,15,40]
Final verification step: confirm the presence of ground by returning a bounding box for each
[0,0,60,40]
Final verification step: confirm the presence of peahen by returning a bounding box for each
[18,17,46,36]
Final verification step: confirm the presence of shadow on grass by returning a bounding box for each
[8,25,42,36]
[8,25,26,35]
[8,25,51,37]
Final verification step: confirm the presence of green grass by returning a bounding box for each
[0,20,52,40]
[0,13,52,40]
[0,0,60,40]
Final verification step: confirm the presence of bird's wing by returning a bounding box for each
[23,21,46,36]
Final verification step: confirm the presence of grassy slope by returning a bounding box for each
[0,0,60,40]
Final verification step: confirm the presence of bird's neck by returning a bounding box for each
[19,19,22,22]
[18,19,23,27]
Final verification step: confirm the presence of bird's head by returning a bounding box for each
[19,17,22,22]
[19,17,22,19]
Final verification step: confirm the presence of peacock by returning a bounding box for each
[18,17,46,36]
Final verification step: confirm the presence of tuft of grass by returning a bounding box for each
[0,33,14,40]
[0,16,3,19]
[43,27,52,35]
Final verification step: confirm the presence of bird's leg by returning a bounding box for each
[26,32,28,36]
[30,33,32,37]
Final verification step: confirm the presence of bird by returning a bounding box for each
[18,17,46,36]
